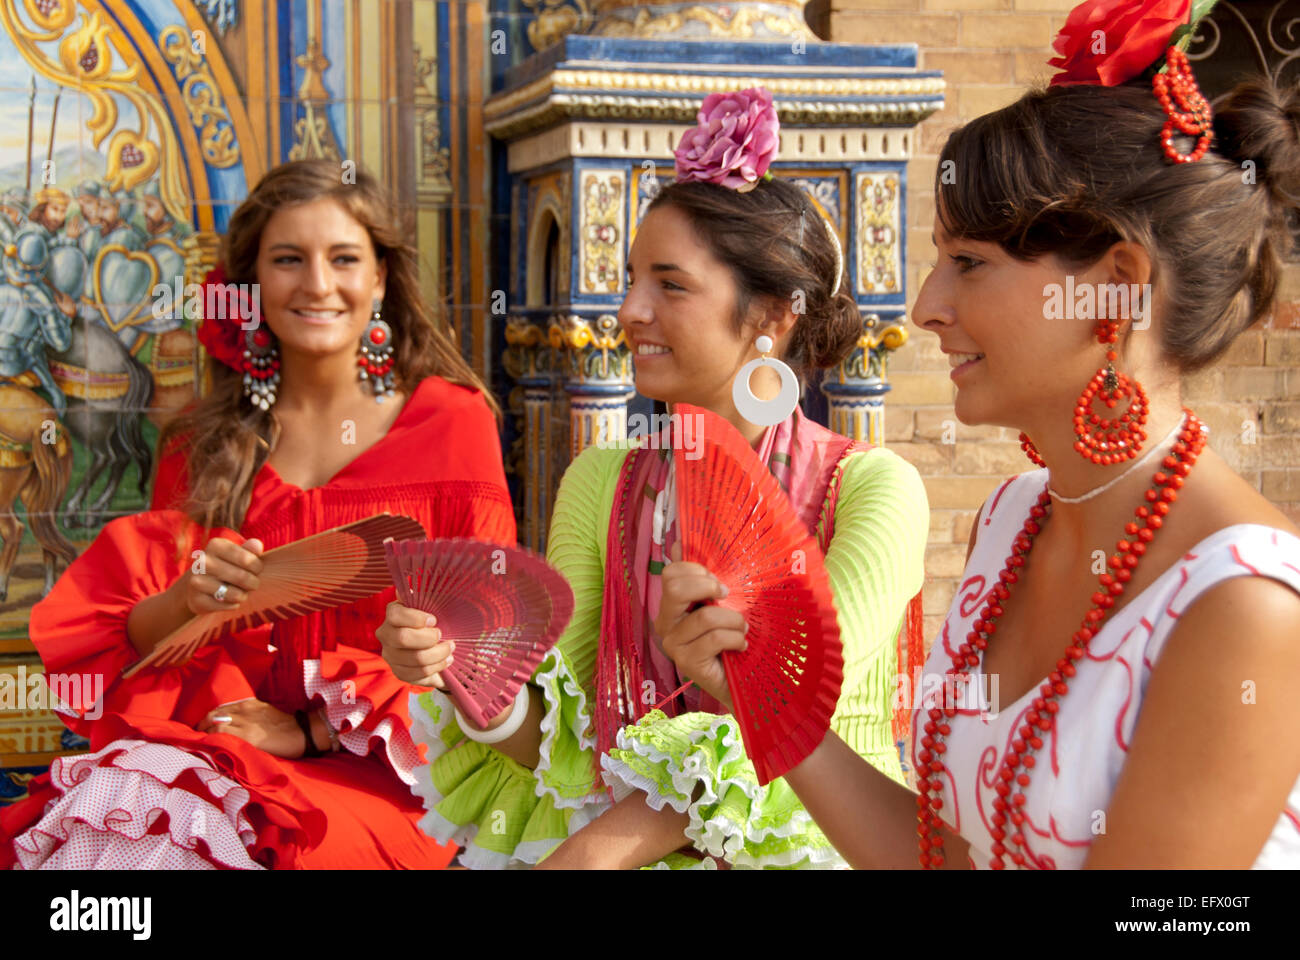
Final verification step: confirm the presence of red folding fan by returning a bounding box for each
[673,403,844,785]
[384,538,575,729]
[124,513,427,678]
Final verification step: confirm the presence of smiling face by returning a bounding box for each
[254,196,386,360]
[912,213,1112,433]
[618,203,769,411]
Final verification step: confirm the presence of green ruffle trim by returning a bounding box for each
[646,852,719,870]
[407,648,610,869]
[600,709,849,869]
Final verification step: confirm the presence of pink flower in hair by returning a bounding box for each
[673,87,780,193]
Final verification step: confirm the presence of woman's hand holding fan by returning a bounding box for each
[382,538,575,731]
[123,513,429,678]
[655,541,748,711]
[177,535,266,616]
[377,603,456,690]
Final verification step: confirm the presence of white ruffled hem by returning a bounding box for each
[600,715,848,870]
[303,659,422,786]
[12,740,264,871]
[406,684,611,869]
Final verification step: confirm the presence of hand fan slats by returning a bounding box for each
[384,538,574,730]
[675,404,844,786]
[123,513,427,678]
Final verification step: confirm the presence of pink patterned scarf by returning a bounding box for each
[593,407,871,765]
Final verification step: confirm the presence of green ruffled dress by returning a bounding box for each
[408,441,928,868]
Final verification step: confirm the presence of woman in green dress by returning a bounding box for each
[378,88,930,868]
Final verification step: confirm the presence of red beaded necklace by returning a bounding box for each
[916,410,1207,869]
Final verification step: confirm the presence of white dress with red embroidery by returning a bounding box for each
[915,469,1300,870]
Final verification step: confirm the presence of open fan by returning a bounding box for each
[384,538,575,729]
[123,513,427,678]
[673,403,844,785]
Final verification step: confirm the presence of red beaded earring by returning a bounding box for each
[1072,318,1149,464]
[359,300,396,402]
[242,326,280,411]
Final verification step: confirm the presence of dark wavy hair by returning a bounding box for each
[936,76,1300,372]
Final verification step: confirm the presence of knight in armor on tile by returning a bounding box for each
[27,187,72,237]
[76,186,153,349]
[136,179,192,244]
[94,189,147,251]
[27,189,89,299]
[0,229,75,416]
[68,180,103,254]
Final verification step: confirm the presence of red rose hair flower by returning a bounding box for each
[197,263,264,372]
[1048,0,1190,86]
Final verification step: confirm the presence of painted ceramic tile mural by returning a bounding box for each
[0,0,490,795]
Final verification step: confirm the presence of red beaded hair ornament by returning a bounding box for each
[1153,46,1213,164]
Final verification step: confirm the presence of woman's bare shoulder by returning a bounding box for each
[1181,450,1299,542]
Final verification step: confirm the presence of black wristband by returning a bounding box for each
[295,710,322,758]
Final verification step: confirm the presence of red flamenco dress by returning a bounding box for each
[0,376,515,869]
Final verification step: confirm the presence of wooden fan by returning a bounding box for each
[384,538,574,729]
[673,403,844,785]
[123,513,427,678]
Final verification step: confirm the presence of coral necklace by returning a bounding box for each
[916,409,1207,869]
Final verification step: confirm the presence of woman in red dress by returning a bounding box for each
[0,159,515,869]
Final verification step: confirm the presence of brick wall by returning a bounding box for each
[829,0,1300,638]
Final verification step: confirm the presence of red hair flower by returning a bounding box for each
[1048,0,1190,86]
[197,263,265,372]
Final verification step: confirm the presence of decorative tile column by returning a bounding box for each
[550,313,636,458]
[503,311,562,551]
[823,313,910,444]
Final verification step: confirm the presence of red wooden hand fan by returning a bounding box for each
[123,513,427,678]
[384,538,575,729]
[673,403,844,785]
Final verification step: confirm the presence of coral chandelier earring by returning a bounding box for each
[1018,317,1149,468]
[242,326,280,411]
[1073,318,1148,464]
[359,304,396,402]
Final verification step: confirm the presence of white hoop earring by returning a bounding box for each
[732,335,800,427]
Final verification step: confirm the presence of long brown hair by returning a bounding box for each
[159,158,499,529]
[936,77,1300,372]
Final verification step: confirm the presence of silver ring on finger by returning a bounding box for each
[213,582,230,603]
